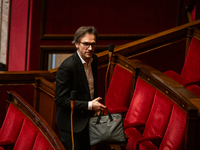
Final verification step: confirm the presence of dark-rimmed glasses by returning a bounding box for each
[80,42,97,49]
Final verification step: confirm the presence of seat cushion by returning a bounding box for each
[125,127,158,150]
[125,127,143,149]
[138,141,158,150]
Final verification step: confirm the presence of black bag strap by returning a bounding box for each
[96,108,113,124]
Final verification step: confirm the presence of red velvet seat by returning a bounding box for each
[0,104,26,147]
[164,37,200,87]
[125,79,187,150]
[124,78,156,132]
[0,103,54,150]
[13,118,40,150]
[125,91,174,149]
[130,104,186,150]
[158,104,186,150]
[140,91,173,141]
[105,64,133,115]
[0,91,65,150]
[14,117,53,150]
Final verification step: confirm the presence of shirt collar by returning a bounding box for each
[77,51,93,65]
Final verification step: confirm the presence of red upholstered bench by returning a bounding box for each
[123,76,196,150]
[103,54,199,150]
[0,91,65,150]
[124,79,187,150]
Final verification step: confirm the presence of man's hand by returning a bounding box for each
[92,97,106,112]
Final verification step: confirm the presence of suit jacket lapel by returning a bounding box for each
[74,52,91,98]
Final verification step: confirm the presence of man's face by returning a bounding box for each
[75,33,96,63]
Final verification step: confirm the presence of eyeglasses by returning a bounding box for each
[80,42,97,49]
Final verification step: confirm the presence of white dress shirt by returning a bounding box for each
[77,51,94,110]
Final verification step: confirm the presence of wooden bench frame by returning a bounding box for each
[33,77,58,135]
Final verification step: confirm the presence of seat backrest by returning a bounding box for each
[143,91,174,138]
[13,117,40,150]
[0,104,25,145]
[159,104,186,150]
[32,132,54,150]
[181,38,200,83]
[191,5,196,21]
[125,78,156,132]
[14,117,53,150]
[105,64,133,113]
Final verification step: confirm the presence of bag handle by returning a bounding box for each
[96,108,113,124]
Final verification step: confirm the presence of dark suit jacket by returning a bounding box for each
[55,51,98,133]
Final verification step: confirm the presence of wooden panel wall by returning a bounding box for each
[7,0,189,71]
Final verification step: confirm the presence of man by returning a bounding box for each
[55,26,106,150]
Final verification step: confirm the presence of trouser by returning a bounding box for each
[59,125,91,150]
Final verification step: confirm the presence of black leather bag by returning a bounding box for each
[89,108,126,145]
